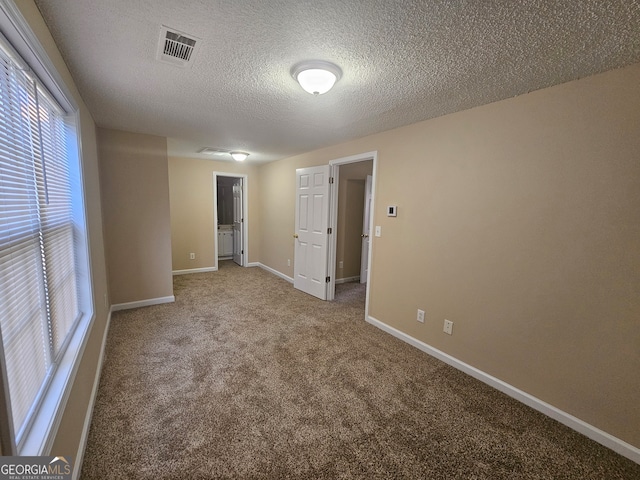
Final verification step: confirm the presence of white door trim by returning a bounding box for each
[328,151,377,319]
[232,178,244,266]
[360,174,373,284]
[213,172,248,270]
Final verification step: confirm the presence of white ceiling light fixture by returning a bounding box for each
[291,60,342,95]
[230,151,249,162]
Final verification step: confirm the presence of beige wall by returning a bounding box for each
[258,63,640,448]
[15,0,110,461]
[168,157,260,271]
[98,128,173,304]
[257,158,295,277]
[336,180,364,279]
[335,161,373,280]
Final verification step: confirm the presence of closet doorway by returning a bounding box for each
[330,159,373,289]
[213,173,248,269]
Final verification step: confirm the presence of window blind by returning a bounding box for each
[0,39,79,446]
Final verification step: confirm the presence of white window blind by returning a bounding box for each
[0,38,80,448]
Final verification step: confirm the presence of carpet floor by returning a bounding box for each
[81,261,639,479]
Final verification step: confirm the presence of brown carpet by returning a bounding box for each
[81,261,639,479]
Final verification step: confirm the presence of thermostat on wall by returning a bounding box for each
[387,205,397,217]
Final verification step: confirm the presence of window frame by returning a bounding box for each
[0,0,94,456]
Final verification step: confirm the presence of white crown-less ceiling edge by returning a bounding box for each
[34,0,640,164]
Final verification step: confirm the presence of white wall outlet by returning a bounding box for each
[443,319,453,335]
[189,252,195,260]
[417,309,425,323]
[375,226,382,237]
[339,260,344,269]
[287,259,291,266]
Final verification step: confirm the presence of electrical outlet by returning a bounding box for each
[339,260,344,269]
[189,252,195,260]
[443,319,453,335]
[417,309,425,323]
[287,259,291,266]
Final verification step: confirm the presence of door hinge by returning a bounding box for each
[329,177,334,184]
[241,250,244,254]
[327,227,332,234]
[325,276,330,283]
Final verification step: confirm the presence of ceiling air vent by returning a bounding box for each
[198,147,229,156]
[157,26,201,68]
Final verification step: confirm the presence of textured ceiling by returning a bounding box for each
[34,0,640,163]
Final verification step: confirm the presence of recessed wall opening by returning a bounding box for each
[213,173,248,270]
[334,160,373,287]
[328,152,378,320]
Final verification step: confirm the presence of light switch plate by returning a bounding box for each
[375,226,381,237]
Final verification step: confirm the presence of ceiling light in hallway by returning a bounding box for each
[291,60,342,95]
[230,151,249,161]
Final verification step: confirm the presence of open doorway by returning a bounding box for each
[213,172,248,270]
[334,161,373,285]
[291,151,376,313]
[327,152,377,317]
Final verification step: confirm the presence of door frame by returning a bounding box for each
[360,174,373,284]
[213,172,248,270]
[327,151,377,318]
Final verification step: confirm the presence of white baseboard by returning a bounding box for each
[111,295,175,312]
[172,267,217,276]
[246,262,260,268]
[366,315,640,465]
[255,263,294,283]
[335,276,360,284]
[73,309,112,480]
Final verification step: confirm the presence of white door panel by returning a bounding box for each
[294,165,330,299]
[299,195,309,231]
[360,175,372,283]
[312,195,324,231]
[232,178,243,266]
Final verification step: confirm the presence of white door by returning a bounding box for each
[360,175,372,283]
[232,178,243,266]
[294,165,331,299]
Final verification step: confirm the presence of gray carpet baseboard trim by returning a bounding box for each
[172,267,217,276]
[73,309,113,480]
[111,296,175,312]
[254,263,294,283]
[366,315,640,465]
[335,276,360,284]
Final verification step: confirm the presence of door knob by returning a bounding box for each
[293,234,299,238]
[361,234,369,238]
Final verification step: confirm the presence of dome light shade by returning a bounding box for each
[292,61,342,95]
[230,151,249,161]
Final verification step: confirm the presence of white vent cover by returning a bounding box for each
[157,26,201,67]
[198,147,229,155]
